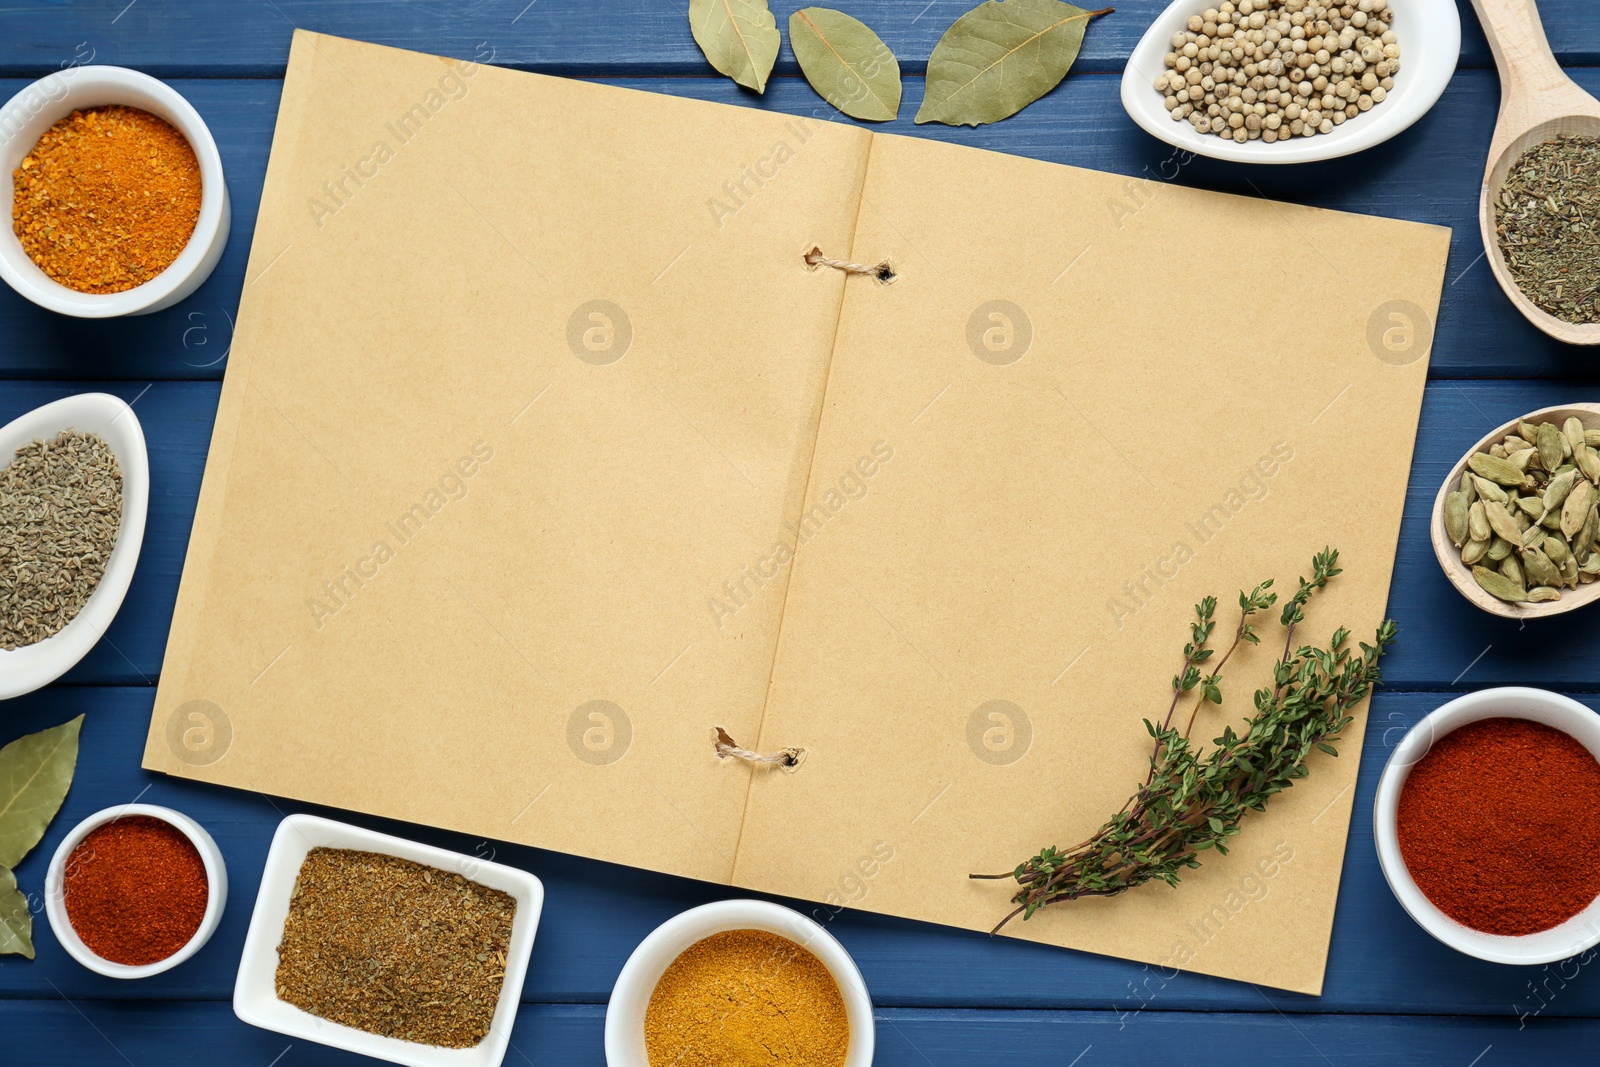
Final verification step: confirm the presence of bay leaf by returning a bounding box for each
[689,0,781,93]
[0,866,30,959]
[916,0,1110,126]
[0,714,84,869]
[790,8,902,121]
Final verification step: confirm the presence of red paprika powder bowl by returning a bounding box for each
[1374,687,1600,965]
[43,803,227,978]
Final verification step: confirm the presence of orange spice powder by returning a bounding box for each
[644,929,850,1067]
[12,105,202,294]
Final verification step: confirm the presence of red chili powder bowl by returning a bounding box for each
[62,814,210,966]
[1397,717,1600,936]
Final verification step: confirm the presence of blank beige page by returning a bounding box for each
[732,132,1449,993]
[143,32,871,884]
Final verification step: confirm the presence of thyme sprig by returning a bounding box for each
[973,549,1395,933]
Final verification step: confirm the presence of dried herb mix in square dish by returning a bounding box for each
[275,847,517,1048]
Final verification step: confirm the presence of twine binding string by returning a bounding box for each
[714,726,805,770]
[803,246,895,284]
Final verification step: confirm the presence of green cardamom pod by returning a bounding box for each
[1545,469,1578,511]
[1527,586,1562,603]
[1486,501,1525,544]
[1468,501,1490,541]
[1509,448,1538,472]
[1587,429,1600,449]
[1462,538,1490,565]
[1443,491,1469,546]
[1514,494,1546,521]
[1561,480,1595,539]
[1578,445,1600,485]
[1521,420,1543,443]
[1461,470,1479,505]
[1566,417,1587,454]
[1538,422,1566,472]
[1544,534,1572,566]
[1500,552,1525,585]
[1581,505,1600,555]
[1522,547,1560,587]
[1521,525,1547,551]
[1581,554,1600,575]
[1504,435,1532,452]
[1473,475,1510,505]
[1469,452,1528,487]
[1473,565,1528,603]
[1488,536,1513,562]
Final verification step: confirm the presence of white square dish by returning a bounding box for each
[234,814,544,1067]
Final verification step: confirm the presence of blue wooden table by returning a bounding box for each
[4,1,1600,1063]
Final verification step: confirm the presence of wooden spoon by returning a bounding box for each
[1472,0,1600,344]
[1432,403,1600,619]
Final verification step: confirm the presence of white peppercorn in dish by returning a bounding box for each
[1153,0,1400,144]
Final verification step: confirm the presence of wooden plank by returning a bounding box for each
[2,999,1592,1065]
[4,378,1597,691]
[2,685,1595,1019]
[0,71,1590,382]
[0,0,1583,77]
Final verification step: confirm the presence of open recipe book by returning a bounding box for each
[145,32,1450,994]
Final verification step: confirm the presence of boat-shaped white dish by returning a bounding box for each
[0,393,148,699]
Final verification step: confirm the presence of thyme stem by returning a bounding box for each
[973,549,1394,933]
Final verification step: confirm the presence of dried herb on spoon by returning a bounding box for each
[973,549,1393,931]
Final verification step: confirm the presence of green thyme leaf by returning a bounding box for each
[974,552,1393,932]
[790,8,902,121]
[0,714,84,868]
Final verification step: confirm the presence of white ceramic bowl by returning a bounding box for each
[235,814,545,1067]
[605,899,875,1067]
[44,803,228,978]
[0,65,229,316]
[1429,403,1600,621]
[1120,0,1460,164]
[0,393,148,700]
[1374,687,1600,965]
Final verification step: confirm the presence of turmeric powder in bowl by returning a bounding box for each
[644,929,849,1067]
[12,105,201,294]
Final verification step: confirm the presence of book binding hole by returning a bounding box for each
[714,726,806,771]
[803,246,895,285]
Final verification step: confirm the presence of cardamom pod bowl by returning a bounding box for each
[44,803,228,978]
[1121,0,1460,164]
[1373,687,1600,964]
[1430,403,1600,619]
[0,65,230,317]
[605,899,875,1067]
[0,392,149,700]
